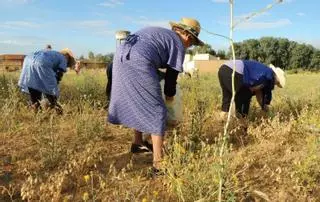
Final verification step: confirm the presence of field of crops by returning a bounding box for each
[1,69,320,201]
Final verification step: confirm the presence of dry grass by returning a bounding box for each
[1,69,320,201]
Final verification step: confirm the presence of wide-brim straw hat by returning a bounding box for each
[269,64,286,88]
[169,17,204,46]
[60,48,76,67]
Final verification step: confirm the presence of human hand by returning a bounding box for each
[260,105,274,118]
[165,96,174,110]
[165,95,174,102]
[165,97,174,116]
[263,105,269,112]
[166,104,179,128]
[74,61,81,74]
[165,96,176,124]
[250,84,264,93]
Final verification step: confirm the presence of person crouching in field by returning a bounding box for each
[18,48,78,114]
[108,18,204,174]
[218,60,286,118]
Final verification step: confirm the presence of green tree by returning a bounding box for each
[105,53,114,64]
[243,39,261,61]
[289,44,314,69]
[231,41,253,60]
[95,54,105,62]
[287,41,298,69]
[231,42,242,59]
[229,37,319,70]
[216,50,227,59]
[186,49,193,55]
[192,43,216,55]
[88,51,95,61]
[309,50,320,70]
[259,37,279,65]
[276,38,290,69]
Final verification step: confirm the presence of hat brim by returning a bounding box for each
[270,64,286,88]
[169,21,204,46]
[60,49,76,67]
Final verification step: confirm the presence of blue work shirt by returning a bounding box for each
[18,50,67,96]
[242,60,275,105]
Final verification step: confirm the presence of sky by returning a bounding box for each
[0,0,318,57]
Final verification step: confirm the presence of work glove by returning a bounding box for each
[165,99,175,121]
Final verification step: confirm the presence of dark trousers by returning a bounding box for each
[28,87,62,113]
[218,65,253,117]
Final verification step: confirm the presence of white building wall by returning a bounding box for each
[193,53,216,61]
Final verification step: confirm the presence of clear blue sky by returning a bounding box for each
[0,0,318,57]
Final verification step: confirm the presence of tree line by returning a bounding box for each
[80,37,320,70]
[231,37,320,70]
[187,37,320,70]
[79,51,114,64]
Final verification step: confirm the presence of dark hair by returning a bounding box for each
[173,27,196,44]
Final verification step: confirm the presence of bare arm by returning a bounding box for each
[249,84,264,92]
[74,61,81,74]
[255,89,264,109]
[255,89,269,112]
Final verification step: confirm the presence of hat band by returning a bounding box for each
[178,23,199,37]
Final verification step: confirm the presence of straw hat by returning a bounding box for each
[269,64,286,88]
[60,48,76,67]
[169,17,204,46]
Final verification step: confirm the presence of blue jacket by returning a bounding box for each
[18,50,67,96]
[242,60,275,105]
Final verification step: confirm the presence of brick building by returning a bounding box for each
[0,54,25,71]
